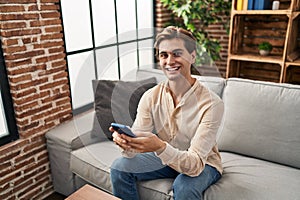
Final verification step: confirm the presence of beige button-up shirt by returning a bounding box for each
[129,80,224,177]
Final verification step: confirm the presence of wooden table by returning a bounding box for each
[65,184,121,200]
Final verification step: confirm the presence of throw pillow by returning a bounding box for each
[92,77,157,140]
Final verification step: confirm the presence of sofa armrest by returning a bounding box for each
[46,110,98,196]
[46,110,97,150]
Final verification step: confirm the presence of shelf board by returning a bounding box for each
[286,60,300,66]
[228,53,283,64]
[232,10,291,15]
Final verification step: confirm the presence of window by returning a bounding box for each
[60,0,156,114]
[0,42,19,146]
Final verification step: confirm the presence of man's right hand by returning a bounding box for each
[109,126,132,150]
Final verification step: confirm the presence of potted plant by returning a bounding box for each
[160,0,231,66]
[258,42,273,56]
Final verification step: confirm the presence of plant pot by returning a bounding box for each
[259,50,270,56]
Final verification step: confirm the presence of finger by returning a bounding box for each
[116,140,132,150]
[119,133,134,142]
[112,131,120,138]
[128,143,144,150]
[112,132,125,146]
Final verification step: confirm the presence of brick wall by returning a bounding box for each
[0,0,72,199]
[155,0,229,77]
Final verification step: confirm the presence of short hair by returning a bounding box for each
[154,26,197,57]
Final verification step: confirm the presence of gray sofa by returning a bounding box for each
[46,69,300,199]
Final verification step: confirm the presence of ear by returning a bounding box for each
[191,50,196,64]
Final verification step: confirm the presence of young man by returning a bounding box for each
[110,26,224,200]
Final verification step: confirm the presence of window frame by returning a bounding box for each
[59,0,157,115]
[0,42,19,146]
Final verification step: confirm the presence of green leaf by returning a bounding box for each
[160,0,231,62]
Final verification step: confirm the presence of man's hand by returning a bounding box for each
[109,127,166,153]
[109,127,131,150]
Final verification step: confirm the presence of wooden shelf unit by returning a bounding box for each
[227,0,300,84]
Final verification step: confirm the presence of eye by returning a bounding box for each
[159,52,168,59]
[173,51,182,57]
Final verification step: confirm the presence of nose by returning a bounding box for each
[166,54,175,65]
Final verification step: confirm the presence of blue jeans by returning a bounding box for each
[110,152,221,200]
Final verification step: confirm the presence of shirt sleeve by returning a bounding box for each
[156,100,224,177]
[120,89,155,157]
[131,89,155,133]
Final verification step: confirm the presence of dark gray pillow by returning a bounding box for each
[91,77,157,140]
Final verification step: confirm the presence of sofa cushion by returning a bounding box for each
[218,78,300,168]
[70,142,174,199]
[205,152,300,200]
[70,142,121,193]
[92,77,157,140]
[136,69,166,83]
[194,76,226,97]
[71,144,300,200]
[136,68,226,97]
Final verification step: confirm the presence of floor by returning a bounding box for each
[43,192,66,200]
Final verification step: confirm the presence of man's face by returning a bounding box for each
[158,38,195,81]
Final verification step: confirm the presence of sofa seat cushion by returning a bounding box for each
[70,142,175,199]
[70,142,121,193]
[205,152,300,200]
[71,143,300,200]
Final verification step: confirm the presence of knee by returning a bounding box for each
[172,175,185,193]
[110,167,121,184]
[173,175,204,200]
[111,157,136,173]
[110,158,130,185]
[111,157,126,171]
[173,175,193,197]
[110,167,134,187]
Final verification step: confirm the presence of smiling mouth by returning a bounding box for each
[165,67,181,71]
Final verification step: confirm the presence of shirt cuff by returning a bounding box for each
[119,146,137,158]
[155,143,177,165]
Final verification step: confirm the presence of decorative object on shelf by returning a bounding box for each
[272,1,280,10]
[258,42,273,56]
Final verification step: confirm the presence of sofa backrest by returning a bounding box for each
[218,78,300,169]
[136,69,226,97]
[194,76,226,97]
[136,68,166,83]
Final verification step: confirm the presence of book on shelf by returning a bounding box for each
[254,0,271,10]
[243,0,248,10]
[247,0,254,10]
[236,0,273,11]
[237,0,243,10]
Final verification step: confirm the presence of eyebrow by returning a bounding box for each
[159,49,184,54]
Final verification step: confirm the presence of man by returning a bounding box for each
[110,26,224,200]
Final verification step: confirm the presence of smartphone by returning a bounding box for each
[111,123,136,138]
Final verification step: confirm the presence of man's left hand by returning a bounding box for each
[123,134,166,153]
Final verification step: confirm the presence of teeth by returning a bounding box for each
[166,67,180,71]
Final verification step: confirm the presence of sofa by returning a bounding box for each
[46,68,300,199]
